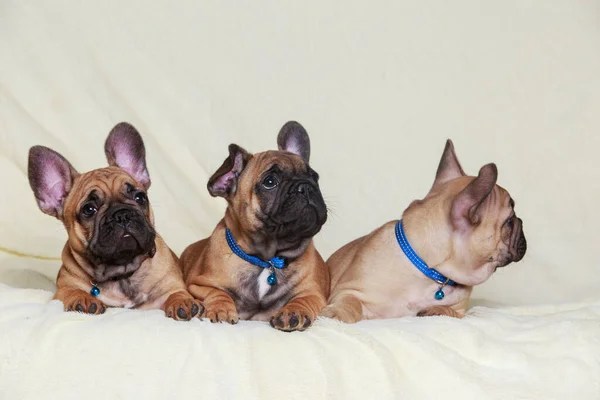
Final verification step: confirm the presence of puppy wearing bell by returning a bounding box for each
[181,121,329,332]
[27,123,203,320]
[321,139,527,322]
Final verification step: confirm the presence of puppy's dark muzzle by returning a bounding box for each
[511,218,527,262]
[290,180,328,225]
[89,204,156,266]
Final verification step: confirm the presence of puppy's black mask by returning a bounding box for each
[255,165,327,245]
[87,203,156,267]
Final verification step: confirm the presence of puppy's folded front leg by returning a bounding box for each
[417,305,464,318]
[270,293,326,332]
[54,287,106,314]
[320,292,363,323]
[188,284,239,324]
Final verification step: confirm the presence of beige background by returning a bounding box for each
[1,1,599,306]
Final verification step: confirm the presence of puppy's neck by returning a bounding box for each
[401,204,454,271]
[222,209,310,262]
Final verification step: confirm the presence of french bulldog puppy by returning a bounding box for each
[28,122,203,320]
[181,121,329,331]
[322,140,527,322]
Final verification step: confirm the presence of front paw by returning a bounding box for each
[64,294,106,315]
[164,292,205,321]
[204,302,239,324]
[270,308,314,332]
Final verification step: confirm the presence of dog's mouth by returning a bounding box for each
[89,228,156,265]
[496,218,526,269]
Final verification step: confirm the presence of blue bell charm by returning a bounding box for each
[267,271,277,285]
[266,261,283,286]
[90,283,100,297]
[434,278,450,300]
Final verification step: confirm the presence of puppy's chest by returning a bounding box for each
[227,263,299,316]
[97,278,150,309]
[403,283,468,315]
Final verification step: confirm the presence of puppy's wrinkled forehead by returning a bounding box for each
[249,150,310,177]
[64,167,145,211]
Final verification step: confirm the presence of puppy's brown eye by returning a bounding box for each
[262,175,279,190]
[134,192,147,205]
[81,203,97,218]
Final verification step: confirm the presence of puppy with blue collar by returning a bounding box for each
[181,121,329,331]
[322,140,527,322]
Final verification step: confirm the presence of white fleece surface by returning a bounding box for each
[1,2,600,399]
[1,271,599,400]
[2,254,599,399]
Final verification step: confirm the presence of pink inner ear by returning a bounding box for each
[36,157,71,213]
[113,143,150,187]
[212,171,236,193]
[284,139,302,157]
[38,180,66,214]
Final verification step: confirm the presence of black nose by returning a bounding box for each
[112,208,134,227]
[296,182,309,195]
[296,182,316,198]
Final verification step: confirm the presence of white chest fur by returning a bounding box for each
[96,282,148,309]
[257,268,272,301]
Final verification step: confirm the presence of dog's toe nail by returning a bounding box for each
[88,303,97,314]
[100,306,106,314]
[289,312,299,328]
[303,316,311,328]
[177,307,188,320]
[167,311,173,318]
[75,303,84,312]
[269,318,275,328]
[276,313,285,328]
[191,303,199,317]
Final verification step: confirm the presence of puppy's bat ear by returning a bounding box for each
[28,145,79,219]
[451,163,498,230]
[277,121,310,162]
[105,122,151,189]
[432,139,466,188]
[207,144,251,198]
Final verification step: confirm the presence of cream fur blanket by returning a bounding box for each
[1,257,599,400]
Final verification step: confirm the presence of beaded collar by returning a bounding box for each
[225,227,286,285]
[395,220,457,300]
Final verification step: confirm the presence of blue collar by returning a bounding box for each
[225,228,286,285]
[395,220,457,300]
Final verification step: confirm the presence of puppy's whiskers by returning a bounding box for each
[323,196,340,219]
